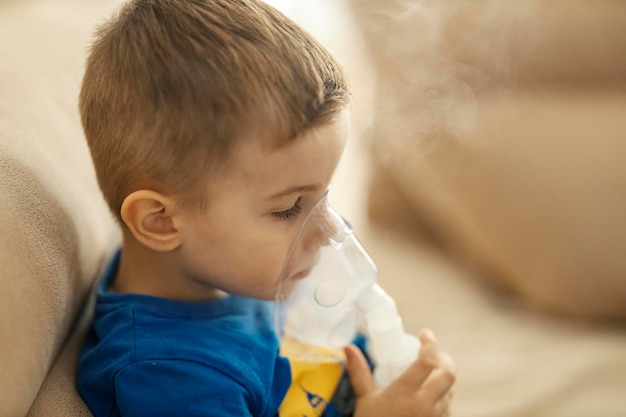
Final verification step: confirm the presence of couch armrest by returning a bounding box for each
[26,290,97,417]
[1,1,119,415]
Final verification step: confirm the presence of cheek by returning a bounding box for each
[253,229,310,290]
[187,206,303,285]
[254,235,292,276]
[221,220,293,278]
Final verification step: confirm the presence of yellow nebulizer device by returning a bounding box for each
[274,192,420,416]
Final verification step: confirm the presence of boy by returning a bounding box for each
[78,0,456,416]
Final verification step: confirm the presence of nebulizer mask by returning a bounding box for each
[274,192,421,402]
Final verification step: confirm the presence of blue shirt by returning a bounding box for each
[79,252,291,417]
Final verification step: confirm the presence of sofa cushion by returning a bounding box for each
[0,1,119,415]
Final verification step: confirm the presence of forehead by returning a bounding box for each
[217,111,349,197]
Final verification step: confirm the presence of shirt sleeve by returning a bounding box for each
[114,359,254,416]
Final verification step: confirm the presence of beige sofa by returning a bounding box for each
[0,1,119,416]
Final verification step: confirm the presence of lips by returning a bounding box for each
[290,268,312,281]
[286,252,320,282]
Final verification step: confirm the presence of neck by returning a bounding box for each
[114,233,226,302]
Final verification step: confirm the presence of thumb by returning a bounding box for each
[344,344,376,397]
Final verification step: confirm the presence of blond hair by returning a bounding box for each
[80,0,350,219]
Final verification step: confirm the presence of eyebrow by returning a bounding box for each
[267,184,321,200]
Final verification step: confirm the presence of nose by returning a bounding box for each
[301,208,333,251]
[303,199,349,250]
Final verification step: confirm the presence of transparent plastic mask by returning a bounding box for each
[274,191,378,350]
[274,192,421,388]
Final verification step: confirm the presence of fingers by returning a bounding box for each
[349,329,456,417]
[344,344,376,397]
[392,329,456,403]
[433,389,453,417]
[392,328,439,389]
[434,401,451,417]
[421,351,456,401]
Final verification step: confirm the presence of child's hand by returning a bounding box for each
[345,329,455,417]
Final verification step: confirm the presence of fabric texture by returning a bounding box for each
[0,2,119,416]
[79,252,292,417]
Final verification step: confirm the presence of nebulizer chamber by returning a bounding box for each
[275,192,420,388]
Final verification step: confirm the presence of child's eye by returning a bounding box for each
[272,197,302,221]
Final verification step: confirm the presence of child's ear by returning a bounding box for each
[120,190,181,251]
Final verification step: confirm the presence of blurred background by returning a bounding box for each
[268,1,626,416]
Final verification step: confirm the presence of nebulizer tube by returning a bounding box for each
[274,191,420,389]
[354,284,421,387]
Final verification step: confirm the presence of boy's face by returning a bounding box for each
[175,109,349,300]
